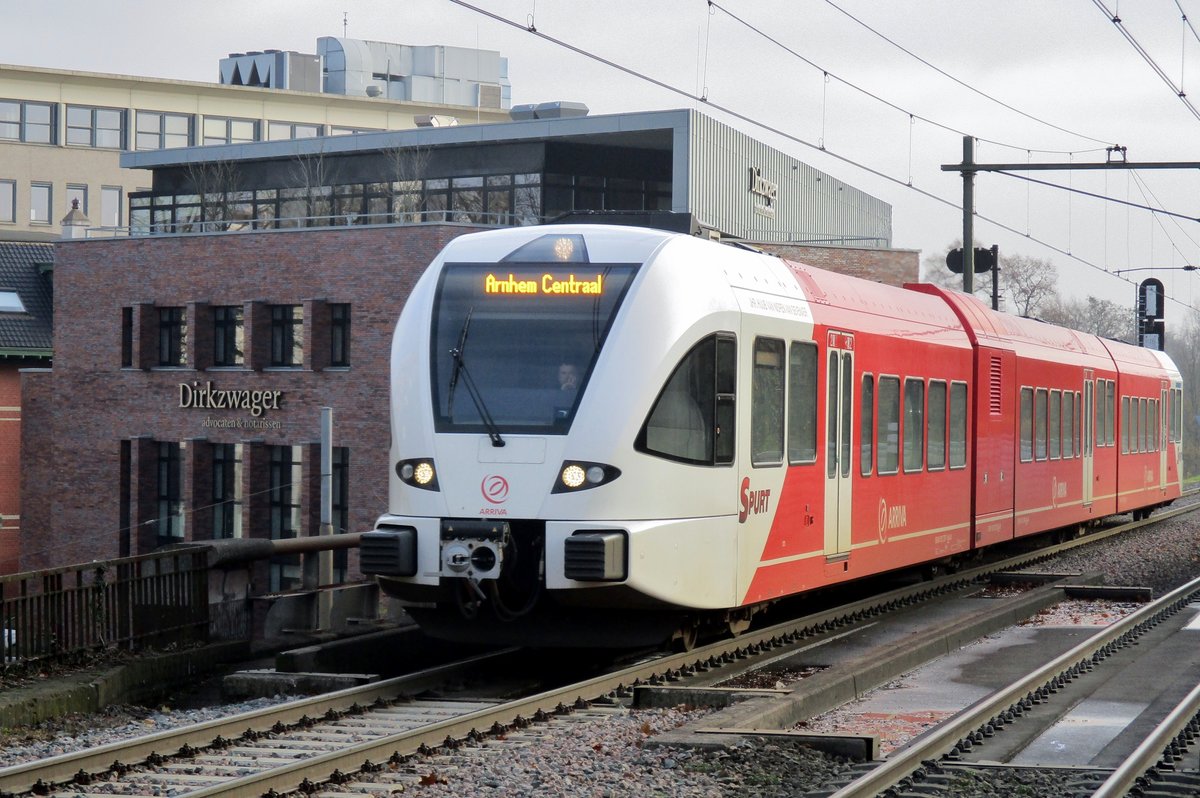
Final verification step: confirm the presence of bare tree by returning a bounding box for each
[920,242,1001,307]
[1165,307,1200,477]
[184,159,241,232]
[382,143,433,223]
[1039,295,1134,342]
[1002,254,1058,318]
[287,142,341,226]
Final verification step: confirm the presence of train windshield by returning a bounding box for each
[431,262,639,434]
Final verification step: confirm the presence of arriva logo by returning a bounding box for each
[481,475,510,504]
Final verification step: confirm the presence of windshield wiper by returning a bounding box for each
[447,308,505,447]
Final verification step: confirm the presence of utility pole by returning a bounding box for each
[961,136,975,295]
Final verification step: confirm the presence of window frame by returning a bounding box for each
[903,377,924,473]
[269,304,304,368]
[1019,387,1033,463]
[926,379,947,471]
[0,99,55,144]
[751,337,786,468]
[949,380,968,469]
[135,109,193,150]
[860,373,874,477]
[0,179,14,223]
[877,374,901,475]
[29,182,51,224]
[330,303,351,367]
[213,305,245,367]
[157,306,187,367]
[66,104,126,149]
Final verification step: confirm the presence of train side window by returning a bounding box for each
[949,381,967,468]
[637,333,732,466]
[1105,381,1116,446]
[716,336,736,465]
[752,337,785,467]
[860,374,874,476]
[1034,388,1048,461]
[927,380,946,471]
[1049,390,1061,460]
[1141,398,1149,452]
[1121,396,1130,454]
[1174,388,1183,443]
[1080,391,1089,458]
[1063,390,1075,458]
[1020,387,1033,463]
[877,376,900,475]
[1152,400,1159,451]
[903,378,924,472]
[787,342,818,464]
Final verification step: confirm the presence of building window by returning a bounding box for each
[268,121,322,140]
[213,306,244,366]
[269,445,303,591]
[0,180,13,223]
[0,290,25,313]
[101,186,123,227]
[66,105,125,149]
[330,304,350,367]
[156,441,184,546]
[202,116,258,145]
[158,306,187,366]
[120,307,133,366]
[270,304,303,367]
[212,443,243,539]
[67,184,88,215]
[332,447,349,582]
[29,182,51,224]
[0,99,54,143]
[136,110,192,150]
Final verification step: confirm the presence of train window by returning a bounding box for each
[927,380,946,471]
[1075,391,1083,457]
[431,261,639,434]
[840,353,852,479]
[949,382,967,468]
[860,374,874,476]
[903,378,924,472]
[787,342,818,464]
[1035,389,1048,461]
[1070,391,1080,458]
[637,334,731,466]
[877,376,900,474]
[825,352,839,477]
[1151,400,1159,451]
[1020,388,1033,463]
[1141,398,1149,452]
[1105,381,1116,446]
[1173,388,1183,443]
[716,336,737,465]
[1049,390,1061,460]
[1121,396,1130,454]
[752,338,786,467]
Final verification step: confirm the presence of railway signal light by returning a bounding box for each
[946,245,998,274]
[1138,278,1166,350]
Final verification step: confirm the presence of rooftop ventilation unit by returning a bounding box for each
[415,115,458,127]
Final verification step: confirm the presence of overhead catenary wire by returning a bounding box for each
[1093,0,1200,122]
[822,0,1114,147]
[707,0,1111,157]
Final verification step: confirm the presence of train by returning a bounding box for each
[360,224,1183,647]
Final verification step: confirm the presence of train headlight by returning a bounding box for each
[552,461,621,493]
[396,458,440,491]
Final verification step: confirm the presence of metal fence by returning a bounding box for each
[0,549,210,665]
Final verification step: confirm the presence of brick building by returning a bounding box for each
[20,107,917,590]
[0,241,53,572]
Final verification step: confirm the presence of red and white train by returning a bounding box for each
[361,224,1183,646]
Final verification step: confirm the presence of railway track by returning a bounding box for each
[2,500,1196,797]
[814,571,1200,798]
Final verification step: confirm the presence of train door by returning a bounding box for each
[1160,383,1169,491]
[1082,373,1094,507]
[824,332,854,558]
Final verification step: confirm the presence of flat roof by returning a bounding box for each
[122,108,688,170]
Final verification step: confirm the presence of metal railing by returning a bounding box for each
[0,549,210,665]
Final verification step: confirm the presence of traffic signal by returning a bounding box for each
[946,245,998,274]
[1138,278,1165,350]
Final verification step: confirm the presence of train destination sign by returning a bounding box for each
[483,272,605,296]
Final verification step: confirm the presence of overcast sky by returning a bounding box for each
[8,0,1200,316]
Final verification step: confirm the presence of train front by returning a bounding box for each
[362,226,720,646]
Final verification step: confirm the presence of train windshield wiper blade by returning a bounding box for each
[446,308,505,447]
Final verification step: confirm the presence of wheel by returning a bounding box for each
[672,619,699,652]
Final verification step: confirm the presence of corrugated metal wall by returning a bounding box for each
[686,110,892,247]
